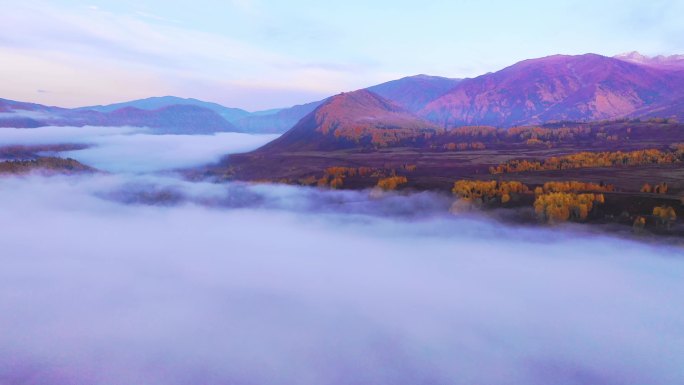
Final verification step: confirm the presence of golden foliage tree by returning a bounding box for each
[491,148,680,174]
[452,180,529,204]
[652,205,677,228]
[542,181,614,193]
[376,176,408,191]
[641,182,669,194]
[533,192,605,223]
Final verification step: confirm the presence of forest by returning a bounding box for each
[0,157,94,174]
[489,147,682,174]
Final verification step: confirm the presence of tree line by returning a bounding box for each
[489,148,680,174]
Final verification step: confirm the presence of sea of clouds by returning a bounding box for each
[0,126,279,172]
[0,127,683,385]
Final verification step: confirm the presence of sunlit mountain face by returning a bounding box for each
[2,1,684,384]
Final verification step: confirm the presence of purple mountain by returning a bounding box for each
[420,53,684,127]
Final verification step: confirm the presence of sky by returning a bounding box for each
[1,0,683,110]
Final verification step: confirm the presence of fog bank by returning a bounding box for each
[1,128,683,384]
[0,174,683,385]
[0,126,279,172]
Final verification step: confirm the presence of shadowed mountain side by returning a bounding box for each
[367,74,461,112]
[631,99,684,121]
[420,54,684,127]
[255,90,440,152]
[233,100,323,134]
[230,75,460,134]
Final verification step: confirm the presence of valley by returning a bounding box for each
[3,52,684,235]
[5,3,684,384]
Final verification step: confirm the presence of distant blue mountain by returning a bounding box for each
[1,98,240,134]
[233,100,324,134]
[79,96,250,123]
[0,75,463,134]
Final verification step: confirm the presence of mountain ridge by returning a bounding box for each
[3,52,684,134]
[78,96,251,123]
[0,99,240,134]
[258,89,439,152]
[419,53,684,127]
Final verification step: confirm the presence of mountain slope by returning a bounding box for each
[367,74,461,112]
[233,100,323,134]
[232,75,460,134]
[420,53,684,127]
[79,96,250,122]
[258,90,439,152]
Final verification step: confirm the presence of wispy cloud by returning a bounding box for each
[0,1,375,109]
[1,0,682,109]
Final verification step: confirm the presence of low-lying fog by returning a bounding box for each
[0,126,279,172]
[1,127,683,385]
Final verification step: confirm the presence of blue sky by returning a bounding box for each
[1,0,682,110]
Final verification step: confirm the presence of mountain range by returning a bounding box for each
[79,96,251,122]
[0,99,238,134]
[1,52,683,136]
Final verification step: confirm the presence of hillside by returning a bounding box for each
[233,100,323,133]
[367,74,461,112]
[257,89,439,151]
[420,54,684,127]
[231,75,460,133]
